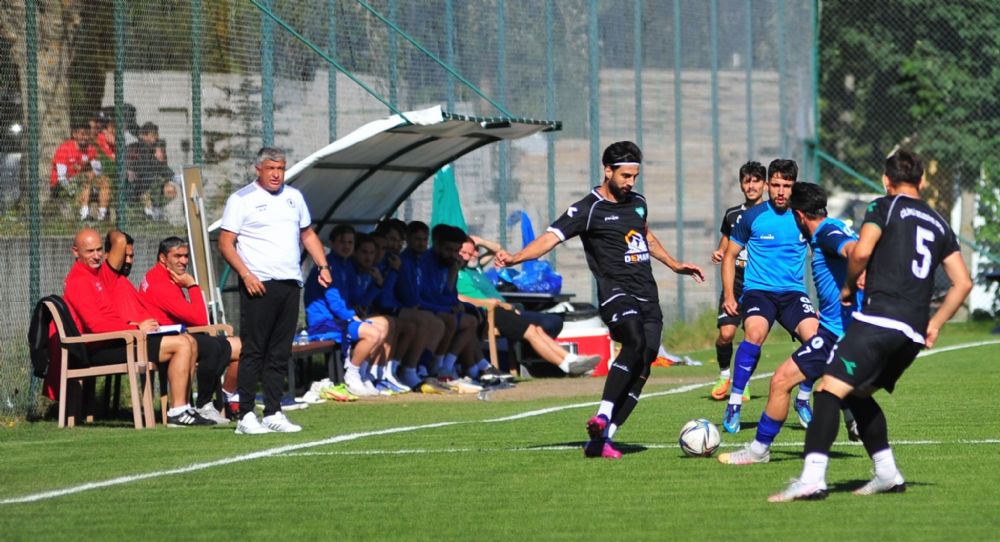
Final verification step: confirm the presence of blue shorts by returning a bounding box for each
[791,325,839,381]
[740,290,816,341]
[307,319,366,344]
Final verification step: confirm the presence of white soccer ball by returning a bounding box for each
[678,418,721,457]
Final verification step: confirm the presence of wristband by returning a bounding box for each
[317,265,330,270]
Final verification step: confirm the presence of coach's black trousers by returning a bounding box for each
[238,279,300,417]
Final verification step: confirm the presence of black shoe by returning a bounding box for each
[167,408,215,427]
[480,365,515,383]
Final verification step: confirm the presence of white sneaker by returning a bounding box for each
[768,478,828,502]
[235,412,272,435]
[261,411,302,433]
[344,373,377,397]
[362,378,378,395]
[383,371,412,393]
[196,403,230,425]
[566,355,602,376]
[717,443,770,465]
[854,472,906,496]
[450,377,484,394]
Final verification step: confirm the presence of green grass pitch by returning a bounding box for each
[2,323,998,541]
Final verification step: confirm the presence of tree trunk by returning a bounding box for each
[0,0,81,204]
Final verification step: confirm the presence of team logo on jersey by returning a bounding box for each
[567,205,578,217]
[839,356,857,376]
[623,229,650,263]
[287,197,295,207]
[635,206,646,218]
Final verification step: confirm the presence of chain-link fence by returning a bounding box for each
[817,0,1000,315]
[1,0,817,419]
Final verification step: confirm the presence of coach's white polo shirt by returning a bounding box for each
[220,181,311,284]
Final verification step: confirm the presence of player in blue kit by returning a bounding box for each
[720,159,819,433]
[770,150,972,502]
[719,183,860,464]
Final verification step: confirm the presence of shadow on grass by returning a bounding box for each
[829,479,923,493]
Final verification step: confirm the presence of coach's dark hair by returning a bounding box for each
[739,161,766,182]
[157,236,189,257]
[406,220,430,236]
[354,232,375,250]
[104,231,134,252]
[884,149,924,187]
[767,159,798,182]
[329,224,356,243]
[431,224,467,245]
[601,141,643,170]
[375,218,406,237]
[788,183,828,219]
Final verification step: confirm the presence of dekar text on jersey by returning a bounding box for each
[624,229,650,263]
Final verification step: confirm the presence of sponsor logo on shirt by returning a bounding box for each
[623,229,650,263]
[760,234,775,240]
[604,215,619,221]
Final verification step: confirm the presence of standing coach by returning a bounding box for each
[219,147,332,434]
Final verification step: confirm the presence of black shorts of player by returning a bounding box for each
[492,307,530,339]
[791,325,839,381]
[823,320,922,394]
[88,334,164,366]
[740,289,816,341]
[192,333,233,378]
[716,268,745,328]
[598,288,663,355]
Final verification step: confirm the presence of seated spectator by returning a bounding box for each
[416,224,483,380]
[63,229,210,426]
[125,122,170,220]
[139,236,240,423]
[51,122,111,221]
[303,224,390,398]
[457,235,600,377]
[351,233,414,394]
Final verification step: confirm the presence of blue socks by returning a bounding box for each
[755,412,782,446]
[730,342,761,397]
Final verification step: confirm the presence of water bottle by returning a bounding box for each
[295,330,309,346]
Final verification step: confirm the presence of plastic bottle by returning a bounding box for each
[295,330,309,346]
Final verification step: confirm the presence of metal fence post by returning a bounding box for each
[778,0,788,158]
[545,0,556,267]
[446,0,455,112]
[588,0,600,304]
[634,0,644,194]
[745,0,754,160]
[673,0,686,322]
[389,0,399,108]
[328,0,338,141]
[114,0,127,227]
[27,0,40,307]
[497,0,508,247]
[192,0,203,164]
[710,0,722,286]
[261,0,274,146]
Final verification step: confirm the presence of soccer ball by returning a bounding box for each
[678,418,721,457]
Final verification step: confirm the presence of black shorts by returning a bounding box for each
[716,269,745,328]
[792,325,839,381]
[598,288,663,355]
[824,320,922,394]
[193,334,233,378]
[88,334,164,366]
[493,307,530,339]
[740,289,816,341]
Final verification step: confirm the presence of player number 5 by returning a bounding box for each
[912,226,934,279]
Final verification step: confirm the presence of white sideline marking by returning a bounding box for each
[280,438,1000,457]
[3,340,997,505]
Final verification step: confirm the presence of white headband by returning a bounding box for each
[611,162,640,166]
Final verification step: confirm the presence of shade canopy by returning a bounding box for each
[285,106,559,239]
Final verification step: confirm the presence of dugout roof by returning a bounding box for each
[283,106,559,240]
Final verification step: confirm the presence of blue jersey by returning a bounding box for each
[810,217,861,336]
[730,200,807,293]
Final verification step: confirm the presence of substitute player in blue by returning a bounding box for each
[720,159,819,433]
[719,183,860,464]
[770,150,972,502]
[495,141,705,459]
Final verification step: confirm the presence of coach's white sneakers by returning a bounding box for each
[262,412,302,433]
[235,412,272,435]
[854,471,906,496]
[196,403,231,425]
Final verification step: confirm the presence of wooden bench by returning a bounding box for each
[287,340,343,398]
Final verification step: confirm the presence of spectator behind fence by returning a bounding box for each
[139,236,241,423]
[62,228,210,426]
[219,146,333,434]
[457,235,600,377]
[125,122,173,220]
[51,121,110,221]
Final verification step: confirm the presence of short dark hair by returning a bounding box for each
[767,159,798,182]
[329,224,356,243]
[354,233,375,250]
[431,224,467,245]
[139,122,158,136]
[884,149,923,187]
[158,236,188,257]
[601,141,643,170]
[788,182,828,219]
[104,231,134,252]
[739,161,766,182]
[406,220,429,236]
[375,218,406,237]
